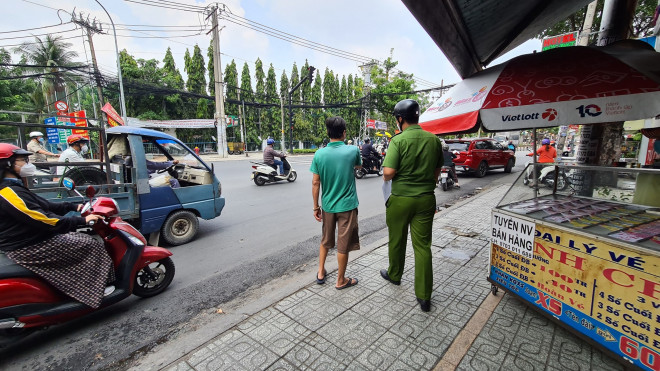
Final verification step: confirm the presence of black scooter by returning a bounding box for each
[355,156,383,179]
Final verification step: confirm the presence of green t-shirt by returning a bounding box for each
[382,125,443,197]
[310,141,362,213]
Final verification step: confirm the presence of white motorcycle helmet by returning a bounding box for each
[29,131,44,138]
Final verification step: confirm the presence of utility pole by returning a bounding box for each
[288,66,314,152]
[208,6,228,158]
[358,61,377,140]
[578,1,599,46]
[72,12,107,124]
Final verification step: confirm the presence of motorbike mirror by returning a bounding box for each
[85,185,97,198]
[62,177,75,190]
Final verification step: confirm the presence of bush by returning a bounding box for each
[293,148,318,154]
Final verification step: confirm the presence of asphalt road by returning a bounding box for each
[0,152,531,370]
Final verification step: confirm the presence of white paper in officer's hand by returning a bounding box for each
[382,180,391,202]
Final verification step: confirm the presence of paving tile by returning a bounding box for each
[274,288,317,312]
[264,358,297,371]
[416,320,462,355]
[492,293,528,320]
[457,352,502,371]
[461,335,511,370]
[315,282,373,310]
[590,349,624,371]
[390,306,442,341]
[282,335,323,369]
[437,297,480,330]
[351,292,412,328]
[315,309,388,359]
[353,331,412,370]
[478,311,522,347]
[281,293,346,332]
[397,343,439,370]
[163,361,194,371]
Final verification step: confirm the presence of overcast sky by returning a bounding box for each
[3,0,540,93]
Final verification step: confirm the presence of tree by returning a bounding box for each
[289,62,299,102]
[310,69,324,142]
[264,63,279,138]
[279,70,289,99]
[240,62,256,142]
[186,44,206,95]
[254,58,266,133]
[224,60,239,117]
[537,0,656,39]
[207,40,215,95]
[14,34,80,106]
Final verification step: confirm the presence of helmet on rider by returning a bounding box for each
[0,143,32,162]
[364,138,370,143]
[393,99,420,124]
[541,138,550,145]
[0,143,33,176]
[266,138,275,145]
[29,131,44,138]
[67,134,88,146]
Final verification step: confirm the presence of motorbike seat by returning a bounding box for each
[0,253,36,279]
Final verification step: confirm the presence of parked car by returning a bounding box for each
[445,138,515,177]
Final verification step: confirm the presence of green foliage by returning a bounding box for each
[186,45,206,95]
[279,70,289,98]
[537,0,656,39]
[207,40,215,95]
[293,148,318,153]
[264,63,280,139]
[240,62,256,142]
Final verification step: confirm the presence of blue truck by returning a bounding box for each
[19,124,225,246]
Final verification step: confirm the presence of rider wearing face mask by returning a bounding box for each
[0,143,114,308]
[58,134,89,175]
[27,131,58,170]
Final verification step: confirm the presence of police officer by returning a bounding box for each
[380,99,443,312]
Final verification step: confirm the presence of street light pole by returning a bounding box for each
[94,0,127,122]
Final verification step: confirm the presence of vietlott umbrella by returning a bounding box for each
[420,40,660,135]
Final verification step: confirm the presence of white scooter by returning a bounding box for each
[251,156,297,186]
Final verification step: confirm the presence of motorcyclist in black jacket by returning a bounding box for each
[0,143,114,308]
[361,138,380,171]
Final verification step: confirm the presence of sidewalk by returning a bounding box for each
[145,185,624,371]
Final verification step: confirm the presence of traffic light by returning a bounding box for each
[307,66,315,84]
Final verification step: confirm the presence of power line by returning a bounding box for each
[0,34,84,49]
[123,0,204,13]
[0,21,73,34]
[0,27,79,41]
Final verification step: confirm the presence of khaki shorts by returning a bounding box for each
[321,208,360,254]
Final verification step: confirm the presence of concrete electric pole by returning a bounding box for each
[208,6,228,158]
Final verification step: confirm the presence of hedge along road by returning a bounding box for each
[0,152,528,370]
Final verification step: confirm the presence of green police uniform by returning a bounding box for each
[382,125,443,300]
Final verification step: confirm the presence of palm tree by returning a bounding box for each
[15,34,80,106]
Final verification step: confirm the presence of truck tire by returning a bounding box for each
[62,166,107,186]
[161,210,199,246]
[476,161,488,178]
[504,158,514,173]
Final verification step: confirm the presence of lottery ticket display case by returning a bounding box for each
[489,163,660,371]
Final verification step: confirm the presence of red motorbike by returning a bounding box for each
[0,179,175,345]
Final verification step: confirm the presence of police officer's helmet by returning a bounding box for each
[393,99,420,121]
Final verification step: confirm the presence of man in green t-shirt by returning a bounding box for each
[310,116,362,290]
[380,99,443,312]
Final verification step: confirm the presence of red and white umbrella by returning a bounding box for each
[420,40,660,135]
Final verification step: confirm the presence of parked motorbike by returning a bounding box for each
[439,166,455,191]
[355,156,383,179]
[523,163,570,191]
[251,156,297,186]
[0,178,175,346]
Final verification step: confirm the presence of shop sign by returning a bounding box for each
[490,224,660,371]
[44,117,73,144]
[491,212,535,259]
[69,110,89,139]
[542,32,578,51]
